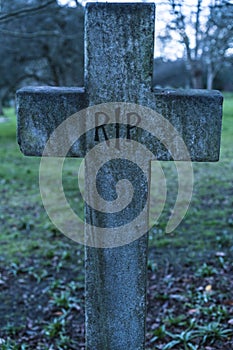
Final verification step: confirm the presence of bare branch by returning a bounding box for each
[0,28,60,38]
[0,0,55,23]
[194,0,202,59]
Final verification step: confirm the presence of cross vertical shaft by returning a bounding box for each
[84,4,155,349]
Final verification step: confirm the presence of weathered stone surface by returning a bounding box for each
[17,87,88,156]
[16,3,223,350]
[147,89,223,161]
[85,225,148,350]
[17,3,222,162]
[85,3,155,104]
[16,87,222,161]
[84,4,153,350]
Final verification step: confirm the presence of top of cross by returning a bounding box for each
[84,2,155,104]
[17,2,222,162]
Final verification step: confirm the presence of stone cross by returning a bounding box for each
[17,3,222,350]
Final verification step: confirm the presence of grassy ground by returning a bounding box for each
[0,95,232,349]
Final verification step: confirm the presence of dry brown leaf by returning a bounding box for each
[205,284,212,292]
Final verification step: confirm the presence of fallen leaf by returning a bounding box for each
[188,308,199,315]
[215,251,226,257]
[205,284,212,292]
[18,279,26,284]
[71,303,81,311]
[169,294,187,302]
[53,311,63,316]
[197,286,204,291]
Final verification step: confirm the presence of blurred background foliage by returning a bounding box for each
[0,0,233,116]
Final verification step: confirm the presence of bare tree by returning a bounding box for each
[161,0,233,89]
[0,0,84,115]
[203,0,233,89]
[0,1,55,23]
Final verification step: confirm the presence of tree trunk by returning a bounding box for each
[184,61,192,89]
[0,98,4,117]
[207,65,214,90]
[191,62,204,89]
[0,87,8,116]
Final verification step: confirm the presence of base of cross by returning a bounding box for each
[85,236,148,349]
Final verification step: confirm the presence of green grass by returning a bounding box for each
[0,95,232,261]
[0,94,232,349]
[221,93,233,158]
[148,93,233,256]
[0,108,16,139]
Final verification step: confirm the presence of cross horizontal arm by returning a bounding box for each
[147,89,223,162]
[17,87,88,156]
[17,87,222,161]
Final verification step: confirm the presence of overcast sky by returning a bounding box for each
[56,0,213,59]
